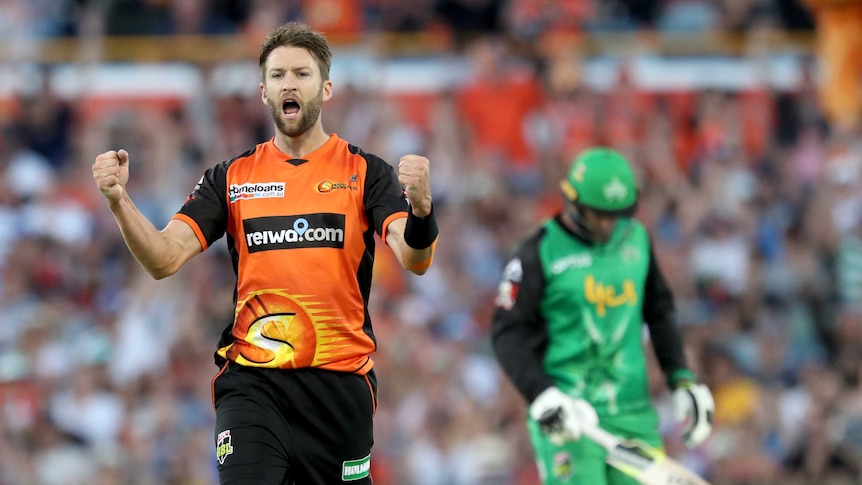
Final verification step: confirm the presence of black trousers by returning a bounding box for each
[212,362,377,484]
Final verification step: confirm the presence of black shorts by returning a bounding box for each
[212,362,378,484]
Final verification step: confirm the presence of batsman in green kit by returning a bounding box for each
[491,148,715,485]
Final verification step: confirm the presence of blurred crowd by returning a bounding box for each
[0,0,816,44]
[3,0,862,484]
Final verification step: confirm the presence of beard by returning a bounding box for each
[268,85,324,138]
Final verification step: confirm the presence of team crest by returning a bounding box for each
[317,178,358,193]
[602,177,628,202]
[216,430,234,465]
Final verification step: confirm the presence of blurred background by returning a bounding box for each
[1,0,861,484]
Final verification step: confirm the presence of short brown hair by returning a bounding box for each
[258,22,332,81]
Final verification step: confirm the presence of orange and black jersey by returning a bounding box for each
[173,134,408,375]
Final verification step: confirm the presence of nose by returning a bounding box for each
[281,75,298,92]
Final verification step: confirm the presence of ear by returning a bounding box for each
[322,80,333,102]
[259,82,267,105]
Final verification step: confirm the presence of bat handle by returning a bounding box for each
[581,423,620,451]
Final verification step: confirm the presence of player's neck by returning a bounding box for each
[560,210,595,245]
[272,125,330,159]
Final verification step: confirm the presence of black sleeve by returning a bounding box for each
[490,230,555,404]
[176,160,230,249]
[359,149,409,236]
[643,240,692,387]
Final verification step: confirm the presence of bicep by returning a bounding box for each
[162,218,204,268]
[384,217,407,259]
[386,216,430,274]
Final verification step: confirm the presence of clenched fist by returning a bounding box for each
[93,149,130,204]
[397,154,432,217]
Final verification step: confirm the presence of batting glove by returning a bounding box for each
[529,386,598,446]
[673,381,714,448]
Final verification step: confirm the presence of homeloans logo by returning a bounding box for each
[229,182,286,203]
[342,454,371,481]
[243,213,345,252]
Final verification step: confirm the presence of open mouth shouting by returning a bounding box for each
[282,98,300,120]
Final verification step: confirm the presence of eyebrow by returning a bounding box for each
[268,64,313,73]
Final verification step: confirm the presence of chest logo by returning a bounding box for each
[229,182,286,203]
[550,254,592,274]
[317,179,358,193]
[584,275,637,316]
[244,213,346,252]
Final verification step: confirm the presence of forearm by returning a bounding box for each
[385,208,438,274]
[643,247,692,386]
[400,241,435,274]
[646,315,692,386]
[108,194,185,279]
[402,204,437,273]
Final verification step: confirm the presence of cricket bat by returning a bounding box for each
[582,423,711,485]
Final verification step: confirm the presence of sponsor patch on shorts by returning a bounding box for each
[553,451,573,480]
[342,454,371,481]
[216,429,234,465]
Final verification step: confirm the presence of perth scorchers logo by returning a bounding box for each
[316,178,358,193]
[220,289,351,369]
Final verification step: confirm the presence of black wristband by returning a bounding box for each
[404,204,438,249]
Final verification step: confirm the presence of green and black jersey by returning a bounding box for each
[491,215,693,417]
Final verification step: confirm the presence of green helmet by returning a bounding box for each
[560,148,638,217]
